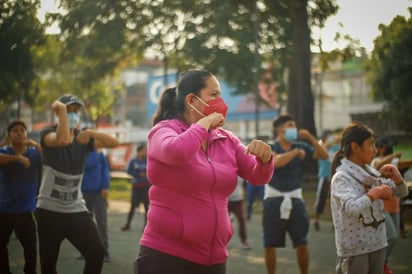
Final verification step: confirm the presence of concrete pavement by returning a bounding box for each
[8,200,412,274]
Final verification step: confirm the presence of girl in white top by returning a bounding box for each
[330,123,408,274]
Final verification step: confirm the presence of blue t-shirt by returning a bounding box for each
[81,150,110,194]
[0,146,42,213]
[318,144,340,178]
[127,157,149,187]
[267,141,314,192]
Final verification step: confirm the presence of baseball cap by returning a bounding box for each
[7,120,27,133]
[58,94,84,107]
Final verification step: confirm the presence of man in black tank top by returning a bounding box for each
[36,94,119,274]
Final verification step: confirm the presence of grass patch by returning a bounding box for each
[109,177,131,202]
[395,143,412,159]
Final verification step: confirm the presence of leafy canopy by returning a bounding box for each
[367,8,412,131]
[0,0,45,110]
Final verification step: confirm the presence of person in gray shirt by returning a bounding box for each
[36,94,118,274]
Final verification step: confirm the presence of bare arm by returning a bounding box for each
[0,154,30,167]
[299,129,328,160]
[274,148,304,168]
[76,129,119,149]
[0,137,9,147]
[43,101,71,147]
[25,139,42,154]
[373,152,402,170]
[399,159,412,171]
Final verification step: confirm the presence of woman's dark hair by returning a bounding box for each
[331,123,375,177]
[152,69,213,125]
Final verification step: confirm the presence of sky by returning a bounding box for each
[38,0,412,52]
[314,0,411,51]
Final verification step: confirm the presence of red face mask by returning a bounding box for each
[192,96,228,118]
[203,97,228,117]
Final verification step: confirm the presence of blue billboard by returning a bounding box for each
[146,73,278,122]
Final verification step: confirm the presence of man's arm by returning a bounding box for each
[0,153,30,167]
[299,129,328,160]
[76,129,119,149]
[25,139,42,154]
[399,159,412,171]
[373,152,402,170]
[43,101,71,147]
[274,148,305,168]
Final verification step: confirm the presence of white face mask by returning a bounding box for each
[67,113,81,129]
[284,127,298,141]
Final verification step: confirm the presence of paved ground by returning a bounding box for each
[8,200,412,274]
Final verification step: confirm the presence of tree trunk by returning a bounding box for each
[287,0,317,135]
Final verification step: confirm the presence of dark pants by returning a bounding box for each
[83,193,109,256]
[126,186,150,227]
[228,200,247,242]
[0,212,37,274]
[245,183,264,220]
[314,177,330,215]
[135,246,226,274]
[36,208,105,274]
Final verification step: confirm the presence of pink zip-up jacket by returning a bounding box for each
[140,119,274,265]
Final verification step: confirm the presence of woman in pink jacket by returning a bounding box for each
[135,69,274,274]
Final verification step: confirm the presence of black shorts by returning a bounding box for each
[262,197,309,247]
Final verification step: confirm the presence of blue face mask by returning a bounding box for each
[284,128,298,141]
[67,112,81,129]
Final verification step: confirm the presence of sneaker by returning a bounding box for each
[314,221,320,231]
[121,224,130,231]
[104,255,111,263]
[240,241,251,250]
[383,264,394,274]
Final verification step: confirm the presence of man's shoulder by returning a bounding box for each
[0,146,12,154]
[40,125,57,138]
[26,146,40,155]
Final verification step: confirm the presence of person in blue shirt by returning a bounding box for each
[245,181,264,221]
[121,143,151,231]
[81,148,111,262]
[263,114,328,274]
[0,120,42,274]
[313,130,341,231]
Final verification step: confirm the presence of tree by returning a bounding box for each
[0,0,45,111]
[49,0,339,135]
[366,8,412,132]
[47,0,147,85]
[31,34,125,125]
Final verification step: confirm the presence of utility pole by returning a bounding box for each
[253,0,260,138]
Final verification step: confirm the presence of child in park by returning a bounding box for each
[330,123,408,274]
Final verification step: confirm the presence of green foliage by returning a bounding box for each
[0,0,45,110]
[49,0,145,84]
[317,34,368,72]
[395,143,412,160]
[366,8,412,132]
[31,35,125,120]
[49,0,338,133]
